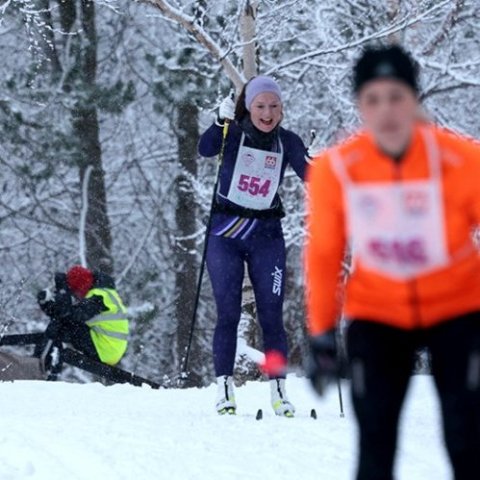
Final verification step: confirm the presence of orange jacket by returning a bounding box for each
[305,123,480,336]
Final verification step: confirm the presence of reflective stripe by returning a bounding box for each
[86,289,128,326]
[89,325,129,341]
[84,287,128,366]
[86,313,126,324]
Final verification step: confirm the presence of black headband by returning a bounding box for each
[353,45,419,94]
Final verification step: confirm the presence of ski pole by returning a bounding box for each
[308,129,317,160]
[179,119,231,383]
[337,377,345,417]
[335,319,347,418]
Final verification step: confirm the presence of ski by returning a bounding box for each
[60,348,161,389]
[0,332,161,389]
[254,408,317,420]
[0,332,45,347]
[218,407,236,416]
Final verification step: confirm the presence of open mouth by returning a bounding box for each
[260,119,274,128]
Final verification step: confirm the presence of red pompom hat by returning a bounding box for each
[66,265,94,298]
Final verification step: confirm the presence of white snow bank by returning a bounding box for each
[0,375,450,479]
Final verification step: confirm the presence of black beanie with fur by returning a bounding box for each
[353,45,419,94]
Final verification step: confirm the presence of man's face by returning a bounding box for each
[357,79,418,157]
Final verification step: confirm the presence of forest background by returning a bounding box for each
[1,0,479,386]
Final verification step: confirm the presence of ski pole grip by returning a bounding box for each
[223,119,230,139]
[222,88,235,138]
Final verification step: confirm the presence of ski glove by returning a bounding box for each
[38,288,54,304]
[54,272,69,293]
[307,329,338,396]
[306,131,323,161]
[45,318,62,341]
[37,289,56,317]
[218,95,235,121]
[51,290,72,320]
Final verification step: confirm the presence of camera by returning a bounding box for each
[54,272,68,293]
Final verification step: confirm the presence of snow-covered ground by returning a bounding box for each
[0,374,450,480]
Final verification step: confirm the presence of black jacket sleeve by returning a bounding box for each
[54,295,106,326]
[283,130,308,181]
[198,123,225,157]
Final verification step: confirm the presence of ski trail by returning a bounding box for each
[0,375,450,480]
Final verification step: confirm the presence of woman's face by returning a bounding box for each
[249,92,282,133]
[357,79,418,157]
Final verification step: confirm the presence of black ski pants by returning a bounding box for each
[47,317,99,360]
[346,313,480,480]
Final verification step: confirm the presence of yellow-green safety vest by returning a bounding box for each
[85,288,129,366]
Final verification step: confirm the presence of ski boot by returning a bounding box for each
[270,378,295,417]
[39,339,63,381]
[216,375,236,415]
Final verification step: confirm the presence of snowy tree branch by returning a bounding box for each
[420,0,466,56]
[265,0,453,75]
[138,0,245,89]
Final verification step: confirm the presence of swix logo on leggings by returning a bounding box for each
[272,266,283,296]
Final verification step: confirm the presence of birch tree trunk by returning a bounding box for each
[235,0,262,385]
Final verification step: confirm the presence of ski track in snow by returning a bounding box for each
[0,375,450,480]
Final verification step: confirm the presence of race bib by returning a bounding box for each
[347,181,448,279]
[226,134,283,210]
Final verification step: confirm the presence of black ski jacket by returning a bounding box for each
[53,271,116,326]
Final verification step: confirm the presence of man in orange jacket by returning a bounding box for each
[305,45,480,480]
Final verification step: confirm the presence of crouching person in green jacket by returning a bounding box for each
[38,265,129,366]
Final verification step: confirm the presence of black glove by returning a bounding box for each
[307,329,338,396]
[52,290,72,319]
[50,272,72,318]
[54,272,69,293]
[37,288,56,317]
[45,318,63,341]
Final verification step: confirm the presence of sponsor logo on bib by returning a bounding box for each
[358,194,379,219]
[404,191,429,215]
[242,153,255,166]
[265,155,277,169]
